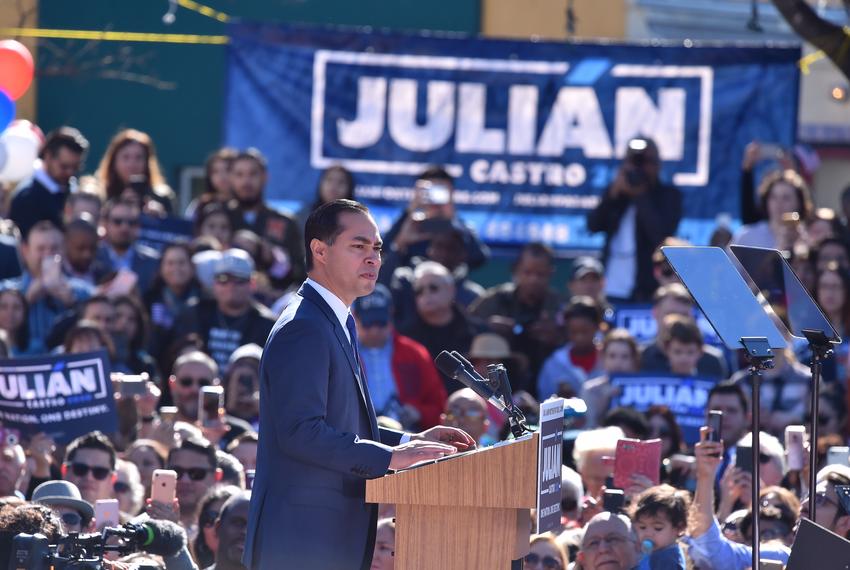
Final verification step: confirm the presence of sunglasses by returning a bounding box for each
[171,466,211,481]
[177,376,212,389]
[446,408,484,420]
[524,553,562,569]
[414,283,441,296]
[214,274,249,285]
[200,509,220,528]
[109,217,140,227]
[60,511,83,527]
[114,481,131,494]
[69,462,111,481]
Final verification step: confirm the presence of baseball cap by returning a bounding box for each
[571,256,604,280]
[228,343,263,367]
[352,284,392,327]
[214,248,254,280]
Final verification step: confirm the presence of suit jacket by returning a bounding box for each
[9,176,67,239]
[243,282,402,570]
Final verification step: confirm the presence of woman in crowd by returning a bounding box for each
[580,328,640,427]
[812,262,850,383]
[297,165,355,228]
[112,294,158,380]
[114,459,145,518]
[186,147,238,218]
[96,128,176,214]
[525,533,568,570]
[124,439,168,498]
[194,202,233,249]
[371,517,396,570]
[0,289,30,355]
[63,320,115,358]
[192,485,242,569]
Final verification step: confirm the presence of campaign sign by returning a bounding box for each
[612,303,722,346]
[139,215,194,254]
[0,351,117,443]
[610,373,717,444]
[537,398,565,533]
[225,23,799,248]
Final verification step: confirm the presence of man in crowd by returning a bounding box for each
[227,148,304,290]
[352,284,448,430]
[576,512,639,570]
[172,249,276,371]
[9,126,89,238]
[439,388,491,446]
[63,216,110,285]
[95,199,160,293]
[706,381,751,485]
[0,437,26,499]
[210,490,252,570]
[224,343,263,429]
[586,137,682,302]
[62,431,117,504]
[32,480,93,534]
[164,437,222,531]
[470,243,563,394]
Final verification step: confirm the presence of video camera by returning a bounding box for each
[8,519,185,570]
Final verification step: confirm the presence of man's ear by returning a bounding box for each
[310,238,327,267]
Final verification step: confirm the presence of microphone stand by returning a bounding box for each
[802,329,834,521]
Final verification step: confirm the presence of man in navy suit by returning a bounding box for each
[244,200,474,569]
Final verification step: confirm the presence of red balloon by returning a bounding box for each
[0,40,34,100]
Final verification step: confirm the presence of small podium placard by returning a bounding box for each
[537,398,564,533]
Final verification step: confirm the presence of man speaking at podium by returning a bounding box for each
[244,199,475,569]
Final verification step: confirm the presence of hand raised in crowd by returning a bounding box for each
[134,379,160,420]
[694,426,723,481]
[27,432,56,479]
[623,473,654,500]
[392,215,432,254]
[146,497,180,524]
[717,465,752,521]
[201,417,231,446]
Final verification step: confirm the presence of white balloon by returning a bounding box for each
[0,124,39,183]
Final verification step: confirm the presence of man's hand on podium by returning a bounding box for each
[389,440,459,470]
[411,426,477,452]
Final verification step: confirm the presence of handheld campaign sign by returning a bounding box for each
[0,350,117,443]
[537,398,564,533]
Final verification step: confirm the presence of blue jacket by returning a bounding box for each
[243,282,403,569]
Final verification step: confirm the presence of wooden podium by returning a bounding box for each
[366,433,540,570]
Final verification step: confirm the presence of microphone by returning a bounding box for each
[120,519,186,558]
[434,351,504,411]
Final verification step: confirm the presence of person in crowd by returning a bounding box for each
[352,284,448,429]
[209,490,251,570]
[439,388,491,446]
[730,347,810,434]
[216,450,246,488]
[630,484,689,569]
[96,128,176,213]
[371,517,396,570]
[61,431,117,504]
[226,148,304,290]
[814,236,850,272]
[195,202,234,249]
[801,464,850,540]
[537,296,604,400]
[63,320,115,356]
[525,533,568,569]
[144,243,203,360]
[645,406,691,488]
[566,256,611,322]
[602,407,650,440]
[576,511,639,570]
[186,147,238,218]
[732,169,812,251]
[9,126,89,238]
[223,344,262,429]
[2,220,92,354]
[560,466,584,530]
[226,433,258,472]
[31,479,93,533]
[0,438,26,499]
[738,501,797,547]
[171,249,276,371]
[572,426,624,498]
[63,181,102,223]
[383,166,489,272]
[810,383,847,439]
[660,314,705,377]
[115,458,145,518]
[154,437,223,532]
[0,503,62,569]
[586,137,682,302]
[193,485,243,570]
[95,199,161,294]
[651,237,689,288]
[639,283,727,378]
[470,243,564,394]
[297,164,356,230]
[125,439,168,498]
[0,288,30,355]
[581,328,640,427]
[387,225,485,331]
[468,332,530,401]
[812,262,850,382]
[63,216,111,285]
[398,261,486,376]
[112,294,159,378]
[805,207,843,248]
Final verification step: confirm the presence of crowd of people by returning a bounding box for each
[0,125,848,570]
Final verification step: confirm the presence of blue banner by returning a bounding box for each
[612,303,723,347]
[224,23,799,249]
[0,351,117,444]
[610,373,718,445]
[139,215,194,254]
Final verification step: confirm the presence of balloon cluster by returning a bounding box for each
[0,39,40,183]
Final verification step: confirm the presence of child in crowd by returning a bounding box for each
[661,314,703,377]
[630,484,690,570]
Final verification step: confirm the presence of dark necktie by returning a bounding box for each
[345,314,362,371]
[346,313,379,436]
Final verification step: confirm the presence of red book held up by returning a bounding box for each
[613,438,662,490]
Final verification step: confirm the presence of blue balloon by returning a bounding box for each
[0,90,13,133]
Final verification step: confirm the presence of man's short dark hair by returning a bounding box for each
[102,198,140,220]
[65,216,98,238]
[168,437,218,470]
[629,484,690,530]
[226,431,259,453]
[41,126,89,159]
[304,199,371,272]
[23,220,61,244]
[602,407,650,440]
[512,242,555,272]
[64,430,117,470]
[708,380,749,414]
[417,165,454,186]
[233,148,268,172]
[216,450,245,487]
[562,296,603,325]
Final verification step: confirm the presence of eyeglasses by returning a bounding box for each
[524,552,562,569]
[414,283,441,296]
[114,481,131,494]
[446,408,484,420]
[200,509,220,527]
[214,274,249,286]
[69,462,111,481]
[582,534,631,552]
[109,217,140,227]
[171,466,211,481]
[60,511,83,527]
[177,376,212,389]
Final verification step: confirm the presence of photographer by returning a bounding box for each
[586,138,682,302]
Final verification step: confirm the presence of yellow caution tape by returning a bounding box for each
[177,0,230,23]
[0,27,228,45]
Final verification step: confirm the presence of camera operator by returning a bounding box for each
[587,137,682,302]
[0,502,62,569]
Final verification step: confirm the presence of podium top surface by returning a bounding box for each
[662,246,787,351]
